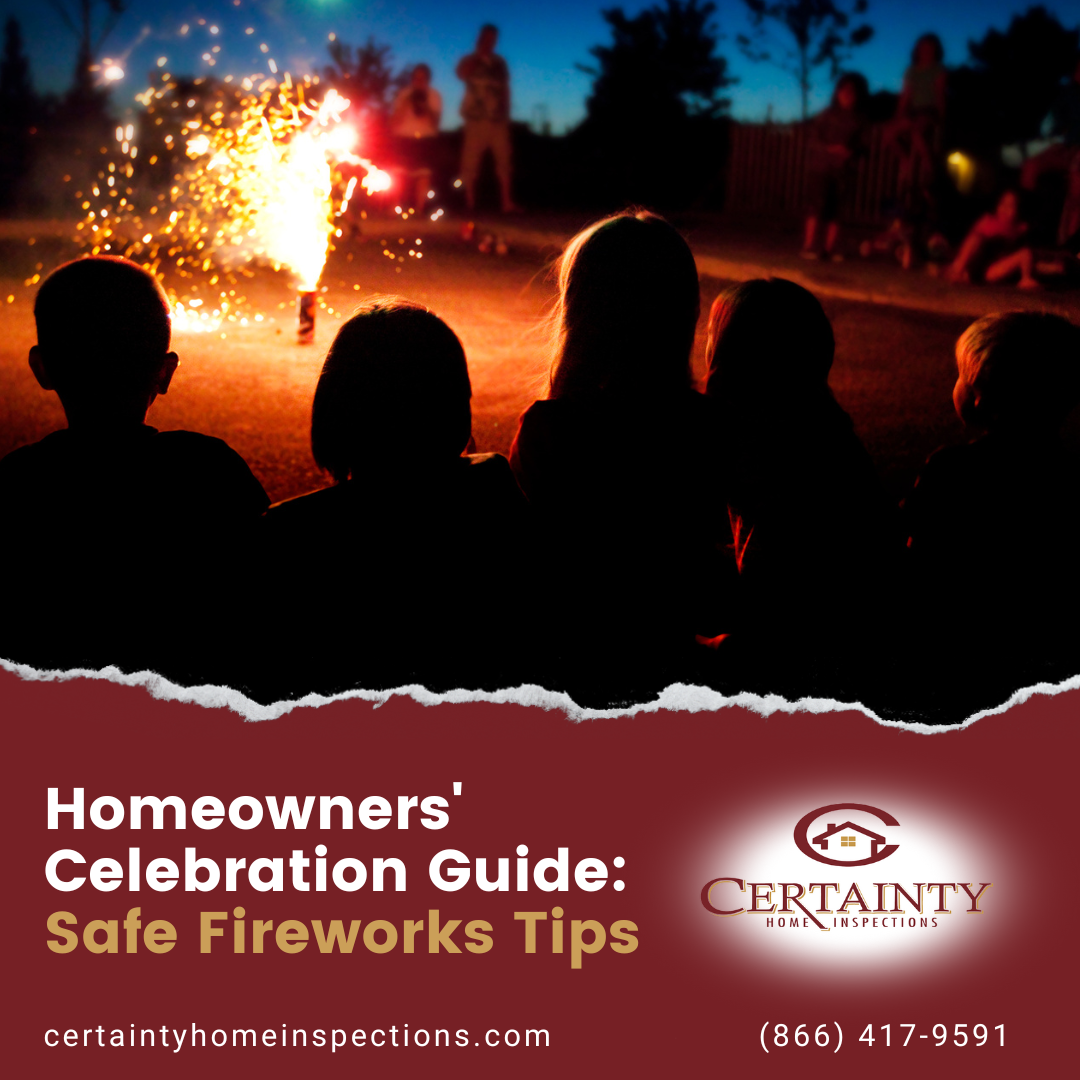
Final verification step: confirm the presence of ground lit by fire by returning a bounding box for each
[1,220,990,507]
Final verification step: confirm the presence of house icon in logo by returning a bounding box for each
[812,821,887,859]
[795,803,900,866]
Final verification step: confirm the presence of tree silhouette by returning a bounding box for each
[0,17,37,206]
[47,0,125,98]
[950,6,1079,154]
[737,0,873,120]
[575,0,735,206]
[1,17,32,110]
[323,37,400,116]
[582,0,734,123]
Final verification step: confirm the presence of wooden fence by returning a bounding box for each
[725,121,904,225]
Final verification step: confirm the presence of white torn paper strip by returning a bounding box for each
[3,656,1077,733]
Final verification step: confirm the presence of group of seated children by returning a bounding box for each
[2,213,1078,717]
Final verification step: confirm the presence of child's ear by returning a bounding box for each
[154,352,180,396]
[952,378,983,427]
[28,346,54,391]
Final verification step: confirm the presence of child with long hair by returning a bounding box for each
[510,210,728,702]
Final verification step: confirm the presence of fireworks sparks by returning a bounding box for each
[76,71,398,332]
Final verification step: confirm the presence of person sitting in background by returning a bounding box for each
[802,72,870,261]
[509,211,730,705]
[946,190,1042,289]
[257,297,530,698]
[903,312,1080,697]
[0,256,269,675]
[390,64,443,211]
[701,278,902,698]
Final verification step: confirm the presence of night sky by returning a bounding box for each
[3,0,1076,129]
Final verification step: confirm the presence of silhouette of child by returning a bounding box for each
[258,297,530,697]
[509,211,729,704]
[0,256,269,673]
[702,278,902,697]
[903,312,1080,689]
[946,190,1041,289]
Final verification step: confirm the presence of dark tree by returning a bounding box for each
[0,17,37,206]
[1,17,32,112]
[323,37,399,116]
[950,6,1079,154]
[737,0,873,120]
[573,0,735,207]
[582,0,735,123]
[47,0,125,99]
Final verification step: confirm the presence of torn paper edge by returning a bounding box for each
[3,656,1077,732]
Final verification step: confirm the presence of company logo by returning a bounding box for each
[793,803,900,867]
[700,801,992,934]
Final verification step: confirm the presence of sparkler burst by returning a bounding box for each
[76,71,394,327]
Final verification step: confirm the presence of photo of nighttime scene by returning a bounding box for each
[0,0,1077,725]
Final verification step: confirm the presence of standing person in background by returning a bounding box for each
[390,64,443,211]
[885,33,948,265]
[801,73,870,261]
[895,33,947,187]
[456,24,520,213]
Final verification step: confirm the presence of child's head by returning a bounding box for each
[833,72,868,112]
[953,312,1080,433]
[311,297,471,481]
[994,189,1021,224]
[549,210,699,398]
[411,63,432,89]
[912,33,943,67]
[31,256,177,426]
[705,278,834,412]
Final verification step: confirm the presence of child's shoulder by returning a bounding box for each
[919,438,988,479]
[513,397,579,453]
[151,429,269,510]
[154,428,245,459]
[460,450,513,472]
[914,435,1059,495]
[457,451,527,502]
[153,428,257,472]
[0,430,75,485]
[264,483,344,526]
